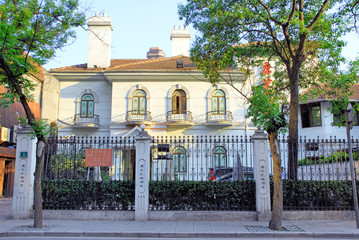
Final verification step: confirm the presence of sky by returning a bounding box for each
[44,0,359,70]
[44,0,189,70]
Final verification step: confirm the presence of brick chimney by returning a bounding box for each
[87,13,113,69]
[170,26,191,57]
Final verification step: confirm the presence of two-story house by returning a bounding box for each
[48,14,255,181]
[52,14,254,139]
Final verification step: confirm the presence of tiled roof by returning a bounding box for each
[301,83,359,103]
[51,56,197,72]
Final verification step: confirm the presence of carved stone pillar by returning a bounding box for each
[12,125,37,219]
[252,130,271,220]
[135,125,151,221]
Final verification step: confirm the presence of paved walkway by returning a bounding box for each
[1,198,359,239]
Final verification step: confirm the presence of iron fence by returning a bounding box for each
[150,135,253,182]
[43,136,136,181]
[270,136,359,181]
[42,134,359,211]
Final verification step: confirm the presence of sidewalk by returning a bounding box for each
[2,198,359,239]
[1,218,359,238]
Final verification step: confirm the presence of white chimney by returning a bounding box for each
[87,13,113,69]
[170,26,191,57]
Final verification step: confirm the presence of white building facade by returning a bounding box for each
[52,14,255,139]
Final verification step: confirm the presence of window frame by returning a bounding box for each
[172,89,187,113]
[80,94,95,118]
[301,102,322,128]
[132,89,147,115]
[172,146,187,173]
[211,90,226,114]
[212,146,227,168]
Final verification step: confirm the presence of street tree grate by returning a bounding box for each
[245,225,304,232]
[10,225,54,232]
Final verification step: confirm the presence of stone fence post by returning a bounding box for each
[135,125,151,221]
[252,130,271,221]
[12,125,37,219]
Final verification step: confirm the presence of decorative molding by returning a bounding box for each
[76,89,99,103]
[127,85,151,113]
[206,85,230,100]
[167,84,191,99]
[127,85,151,99]
[206,85,230,112]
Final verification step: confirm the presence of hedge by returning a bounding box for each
[277,180,355,210]
[149,180,256,211]
[42,179,358,211]
[42,180,135,210]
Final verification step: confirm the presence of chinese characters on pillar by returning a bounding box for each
[139,159,145,193]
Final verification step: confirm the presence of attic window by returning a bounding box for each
[176,60,184,68]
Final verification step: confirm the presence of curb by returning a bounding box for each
[1,231,359,238]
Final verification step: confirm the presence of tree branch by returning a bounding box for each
[0,56,36,128]
[256,0,284,25]
[307,0,330,31]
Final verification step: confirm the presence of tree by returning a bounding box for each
[0,0,85,228]
[179,0,359,180]
[246,62,287,230]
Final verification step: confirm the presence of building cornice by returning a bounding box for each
[50,70,246,83]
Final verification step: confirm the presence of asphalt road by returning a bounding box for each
[0,238,354,240]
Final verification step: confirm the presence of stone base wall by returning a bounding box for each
[41,210,355,221]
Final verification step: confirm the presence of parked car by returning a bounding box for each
[208,167,254,181]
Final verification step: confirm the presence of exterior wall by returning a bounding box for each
[299,101,359,139]
[41,70,60,122]
[58,78,112,137]
[56,72,256,137]
[109,78,253,137]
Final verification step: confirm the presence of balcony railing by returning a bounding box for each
[73,114,100,128]
[126,110,152,124]
[206,111,233,125]
[166,110,193,124]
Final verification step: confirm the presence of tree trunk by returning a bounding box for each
[0,57,46,228]
[268,131,283,231]
[287,65,300,180]
[33,139,45,228]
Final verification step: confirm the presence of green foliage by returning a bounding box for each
[298,151,359,166]
[277,180,357,210]
[0,0,86,113]
[179,0,359,132]
[179,0,357,78]
[149,181,256,210]
[245,82,287,133]
[50,153,87,179]
[42,180,135,210]
[42,179,359,211]
[19,117,56,139]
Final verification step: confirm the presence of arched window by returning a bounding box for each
[172,89,186,114]
[212,90,226,114]
[80,94,94,118]
[133,90,146,114]
[172,146,187,172]
[212,146,227,168]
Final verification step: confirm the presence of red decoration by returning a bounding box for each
[85,149,112,167]
[261,62,272,89]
